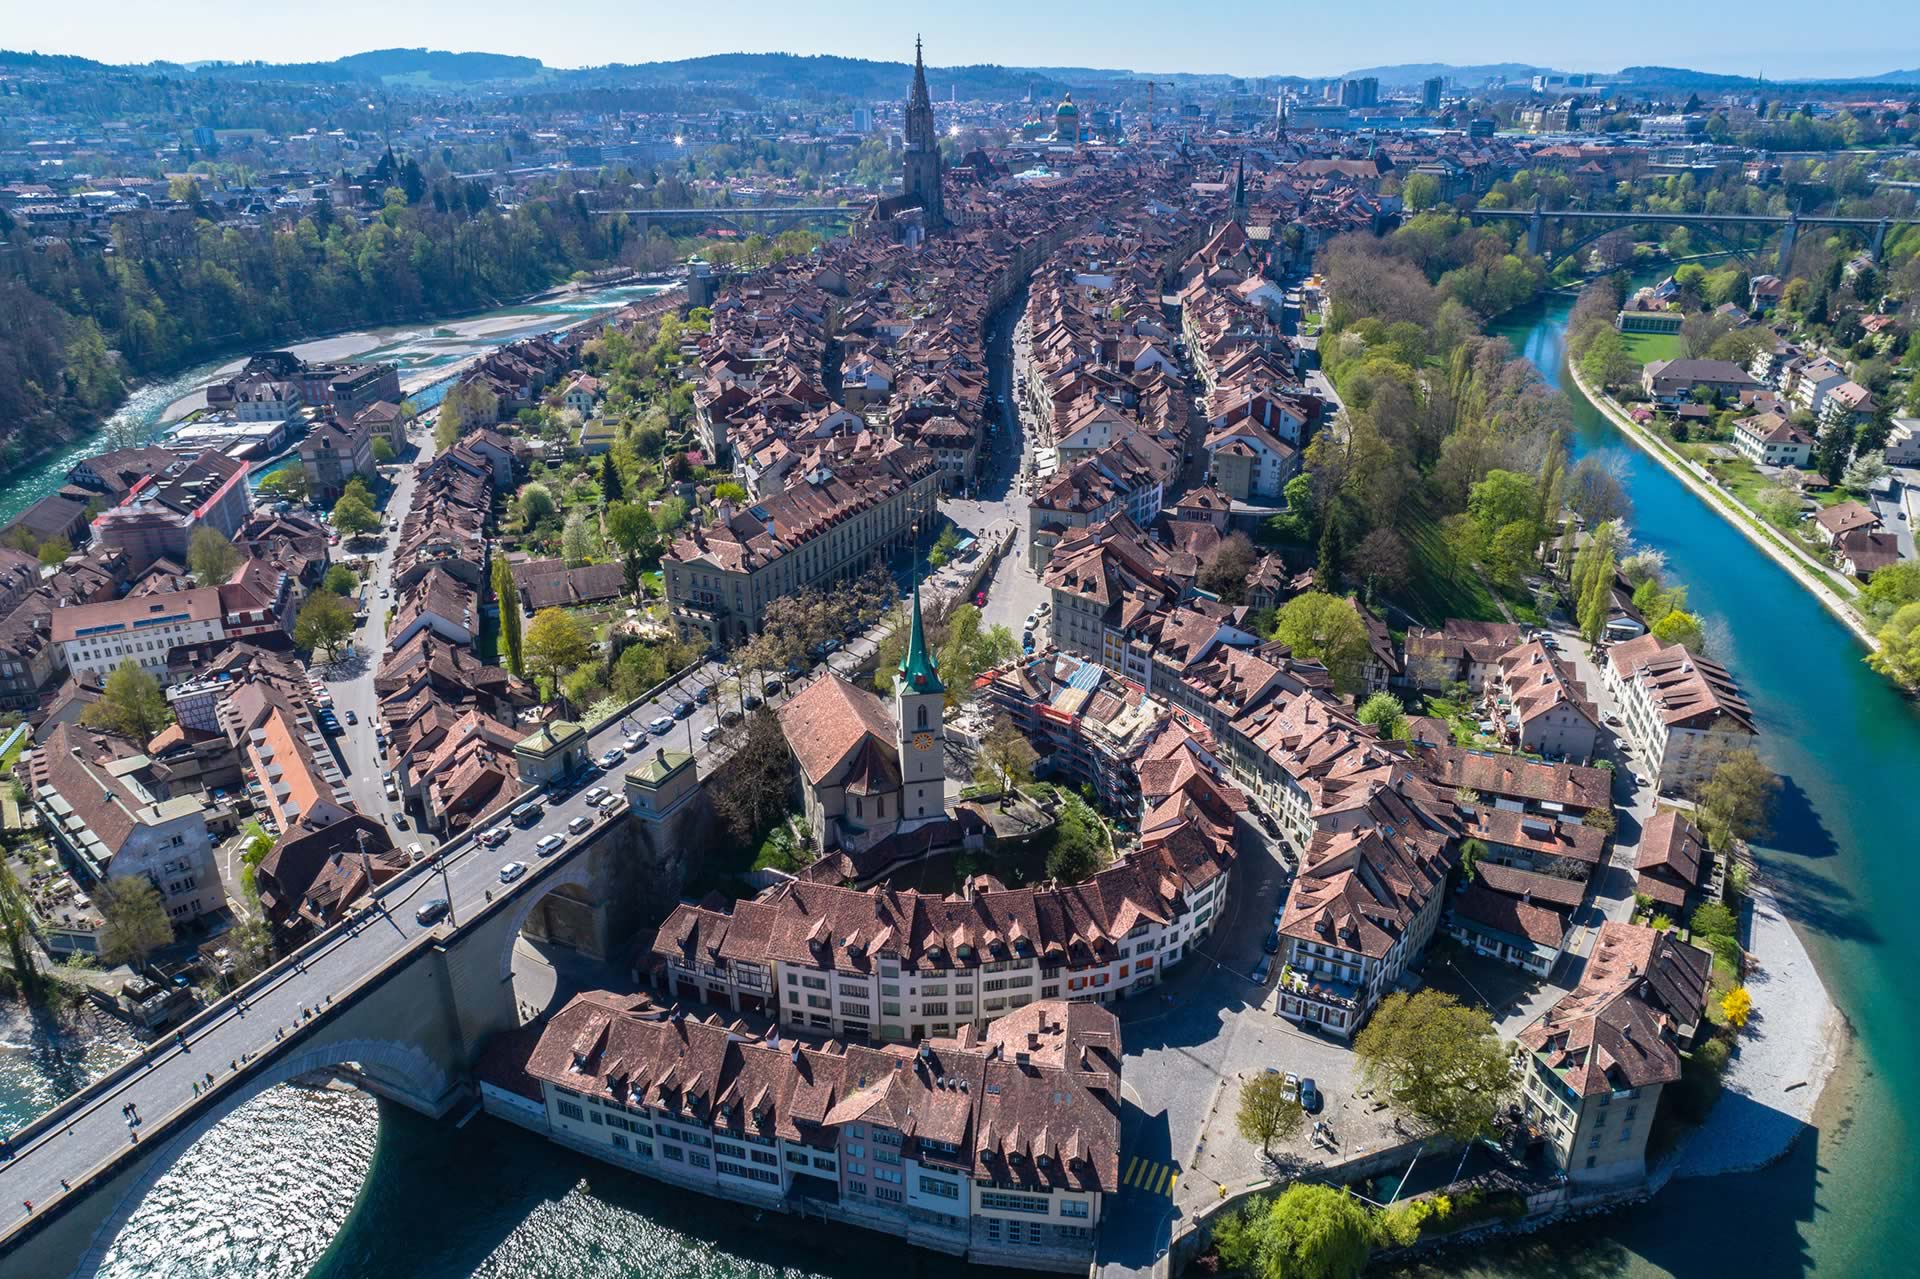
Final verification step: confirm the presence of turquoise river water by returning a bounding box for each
[3,284,1916,1278]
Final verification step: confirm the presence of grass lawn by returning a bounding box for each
[1392,510,1543,627]
[1619,331,1684,364]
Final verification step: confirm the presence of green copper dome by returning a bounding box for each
[898,582,944,694]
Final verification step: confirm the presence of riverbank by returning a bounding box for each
[1564,360,1880,651]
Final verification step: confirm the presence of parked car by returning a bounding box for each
[648,715,674,735]
[414,899,450,927]
[764,677,784,696]
[1262,930,1281,955]
[1298,1078,1321,1112]
[583,786,610,807]
[383,780,400,802]
[344,709,357,725]
[597,747,625,769]
[701,723,723,744]
[694,686,712,705]
[406,842,426,863]
[623,732,645,752]
[478,827,509,848]
[1280,1071,1300,1102]
[568,815,593,835]
[721,709,743,726]
[498,861,527,884]
[673,700,695,719]
[1251,955,1273,984]
[535,834,565,857]
[742,694,763,711]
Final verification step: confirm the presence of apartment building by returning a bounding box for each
[1516,922,1710,1185]
[52,586,225,686]
[491,993,1121,1271]
[90,450,251,572]
[26,722,224,927]
[1604,634,1757,794]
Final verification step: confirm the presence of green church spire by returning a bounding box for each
[898,580,944,695]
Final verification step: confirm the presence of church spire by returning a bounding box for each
[911,35,931,112]
[898,578,944,695]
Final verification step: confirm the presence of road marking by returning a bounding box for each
[1123,1157,1177,1196]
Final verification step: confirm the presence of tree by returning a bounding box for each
[0,862,41,994]
[95,876,174,970]
[1316,511,1346,587]
[1046,796,1106,883]
[518,482,557,526]
[1696,750,1778,851]
[1356,691,1406,740]
[600,452,624,503]
[714,481,749,503]
[330,489,380,538]
[524,607,591,698]
[1843,449,1889,494]
[975,717,1040,795]
[1198,533,1258,603]
[1352,527,1411,596]
[1572,520,1623,643]
[1621,548,1666,589]
[1651,609,1708,653]
[927,525,962,569]
[371,435,396,463]
[1234,1184,1374,1279]
[36,536,72,567]
[1566,455,1632,527]
[294,590,356,659]
[1272,593,1370,695]
[1353,990,1511,1141]
[1722,986,1753,1029]
[492,555,525,677]
[562,511,594,566]
[83,660,172,742]
[711,707,794,843]
[321,564,357,596]
[255,468,309,504]
[1236,1072,1307,1154]
[1870,601,1920,689]
[1862,561,1920,622]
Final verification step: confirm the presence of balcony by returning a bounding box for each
[1278,964,1360,1010]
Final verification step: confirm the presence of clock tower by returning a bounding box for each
[893,581,946,824]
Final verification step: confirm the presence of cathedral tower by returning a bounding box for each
[902,37,946,230]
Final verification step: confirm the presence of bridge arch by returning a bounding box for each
[1553,217,1769,270]
[69,1038,448,1279]
[496,854,599,984]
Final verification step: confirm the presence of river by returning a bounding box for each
[5,285,1917,1279]
[0,282,674,529]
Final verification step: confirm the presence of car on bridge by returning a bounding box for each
[478,827,509,848]
[583,786,611,807]
[648,715,674,736]
[535,834,565,857]
[673,699,695,719]
[567,815,593,835]
[498,861,527,884]
[597,747,625,769]
[415,899,450,926]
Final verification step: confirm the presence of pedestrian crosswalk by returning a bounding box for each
[1121,1155,1177,1196]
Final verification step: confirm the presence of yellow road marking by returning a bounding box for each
[1123,1155,1141,1185]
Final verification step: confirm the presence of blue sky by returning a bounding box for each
[10,1,1918,80]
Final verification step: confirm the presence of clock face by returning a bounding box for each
[913,732,935,752]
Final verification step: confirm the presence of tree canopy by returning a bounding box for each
[1272,592,1371,695]
[187,526,240,587]
[524,607,591,697]
[294,590,356,658]
[82,660,173,743]
[1354,989,1512,1142]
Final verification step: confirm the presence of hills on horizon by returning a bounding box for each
[3,46,1917,95]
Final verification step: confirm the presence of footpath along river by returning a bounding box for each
[3,283,1917,1279]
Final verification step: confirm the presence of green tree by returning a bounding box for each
[37,536,72,567]
[714,481,749,503]
[1695,750,1778,851]
[330,489,380,537]
[600,451,624,503]
[321,564,357,596]
[1862,562,1920,622]
[95,876,174,970]
[1401,171,1441,212]
[492,555,525,678]
[1356,691,1406,740]
[1272,592,1371,695]
[1237,1184,1374,1279]
[524,607,591,698]
[294,590,356,659]
[562,511,594,566]
[255,468,309,504]
[371,435,396,463]
[518,482,557,526]
[1353,989,1511,1141]
[1316,510,1346,587]
[1870,601,1920,689]
[1046,796,1107,883]
[974,716,1040,795]
[82,660,173,742]
[1651,609,1708,653]
[927,525,962,569]
[1236,1072,1308,1154]
[0,862,41,994]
